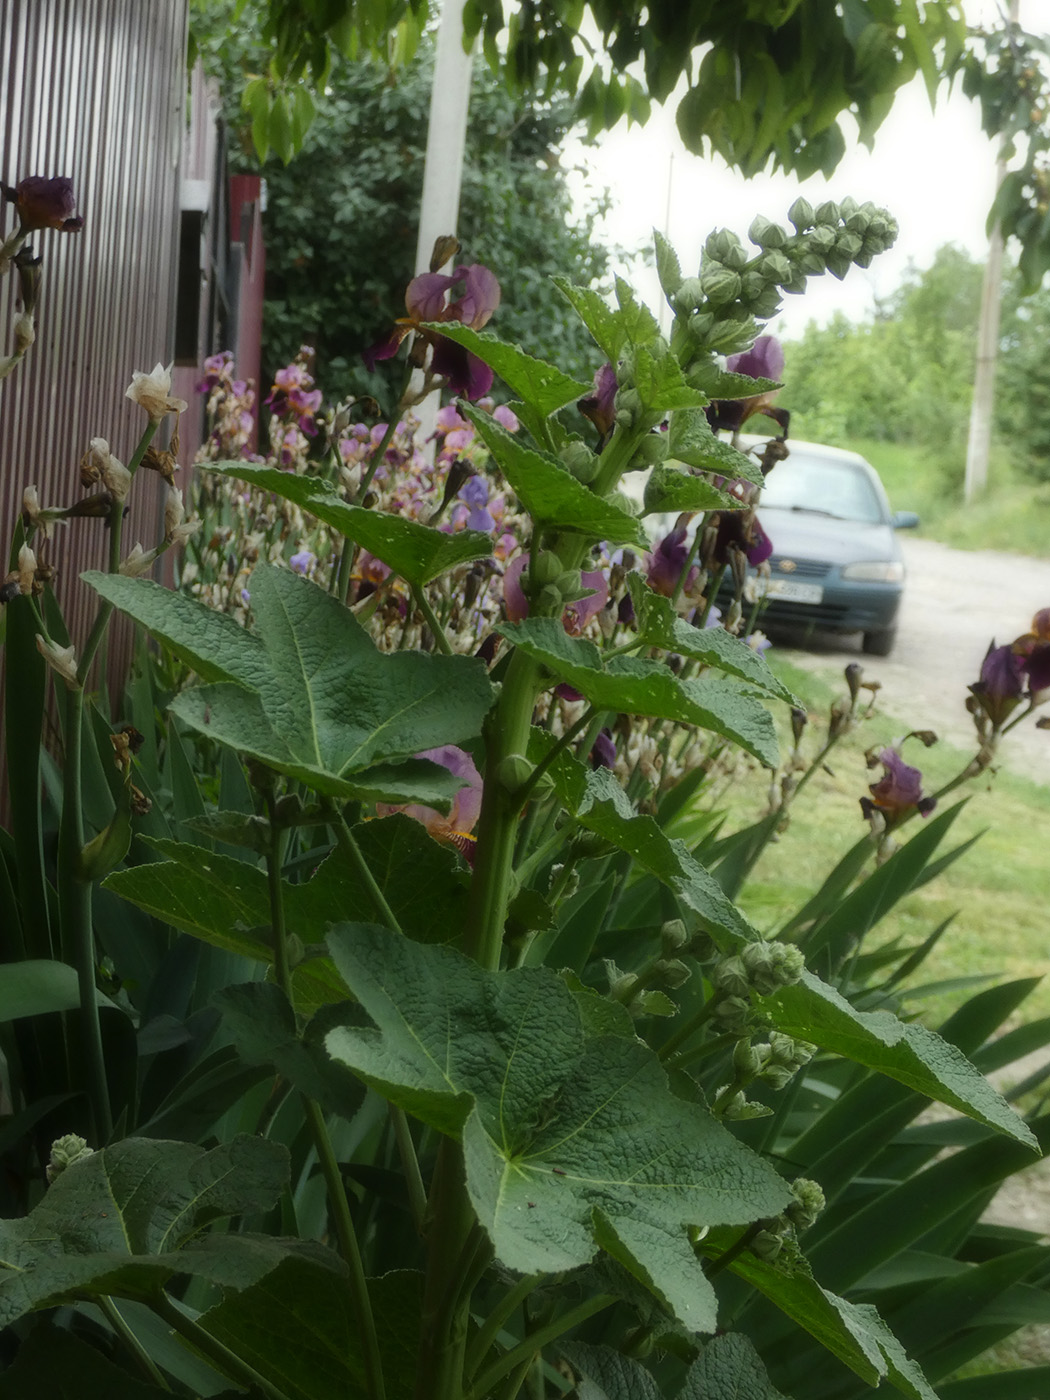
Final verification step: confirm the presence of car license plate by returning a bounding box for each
[744,577,824,605]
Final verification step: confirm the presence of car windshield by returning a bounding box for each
[758,452,885,524]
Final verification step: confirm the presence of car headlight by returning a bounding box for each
[841,560,905,583]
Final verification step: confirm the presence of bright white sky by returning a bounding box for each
[566,0,1040,337]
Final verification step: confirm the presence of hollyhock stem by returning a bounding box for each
[413,583,453,655]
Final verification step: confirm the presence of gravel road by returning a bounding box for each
[770,535,1050,786]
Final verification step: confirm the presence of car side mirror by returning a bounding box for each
[892,510,920,530]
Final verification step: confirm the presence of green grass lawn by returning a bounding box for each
[714,657,1050,1028]
[850,437,1050,559]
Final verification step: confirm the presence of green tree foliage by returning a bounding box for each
[210,34,614,401]
[782,245,984,469]
[997,276,1050,481]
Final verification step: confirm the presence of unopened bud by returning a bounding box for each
[790,707,808,746]
[46,1134,94,1183]
[844,662,863,703]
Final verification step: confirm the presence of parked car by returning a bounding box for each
[723,437,918,657]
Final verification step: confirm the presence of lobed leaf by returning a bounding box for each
[326,923,792,1332]
[667,408,765,484]
[642,464,743,515]
[461,405,648,547]
[500,618,779,768]
[679,1332,791,1400]
[627,575,800,704]
[424,322,592,415]
[203,463,494,586]
[767,971,1037,1149]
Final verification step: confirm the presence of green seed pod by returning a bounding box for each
[629,432,670,468]
[688,310,715,340]
[700,264,742,304]
[750,287,784,321]
[814,200,840,226]
[496,753,534,792]
[750,1229,784,1261]
[749,214,787,249]
[529,551,563,587]
[807,224,837,254]
[560,439,599,482]
[759,250,793,284]
[673,276,705,313]
[834,229,863,259]
[788,195,815,230]
[655,957,691,990]
[711,994,752,1035]
[712,954,750,998]
[660,918,689,953]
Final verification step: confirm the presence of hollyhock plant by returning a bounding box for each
[706,334,788,436]
[365,260,501,400]
[860,746,936,823]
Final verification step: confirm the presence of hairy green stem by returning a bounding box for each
[57,683,112,1142]
[414,1138,479,1400]
[466,1293,617,1400]
[511,707,596,815]
[155,1293,293,1400]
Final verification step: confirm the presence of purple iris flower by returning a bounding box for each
[563,571,610,636]
[970,642,1025,725]
[3,176,83,232]
[290,549,316,576]
[647,523,698,598]
[578,362,618,439]
[375,745,483,863]
[590,729,617,770]
[860,748,936,823]
[712,509,773,568]
[706,335,788,435]
[365,262,501,401]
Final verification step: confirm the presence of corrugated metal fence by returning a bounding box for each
[0,0,187,663]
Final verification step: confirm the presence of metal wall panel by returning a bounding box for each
[0,0,188,673]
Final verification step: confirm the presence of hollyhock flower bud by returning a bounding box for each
[46,1133,93,1184]
[126,362,188,423]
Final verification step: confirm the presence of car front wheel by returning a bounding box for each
[862,627,897,657]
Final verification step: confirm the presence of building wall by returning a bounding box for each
[0,0,188,658]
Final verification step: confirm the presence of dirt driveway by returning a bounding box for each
[771,535,1050,786]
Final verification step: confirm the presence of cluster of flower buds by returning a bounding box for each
[45,1133,94,1183]
[748,1176,827,1262]
[671,198,898,362]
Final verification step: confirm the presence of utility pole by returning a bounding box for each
[411,0,475,446]
[964,0,1019,502]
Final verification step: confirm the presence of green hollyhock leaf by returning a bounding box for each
[615,276,664,348]
[203,464,494,586]
[424,323,591,415]
[201,1260,421,1400]
[667,409,765,484]
[558,1341,662,1399]
[643,464,742,515]
[698,366,782,400]
[325,924,792,1331]
[653,229,684,300]
[717,1240,937,1400]
[499,618,779,768]
[82,571,261,684]
[161,564,494,796]
[633,347,708,413]
[552,277,624,361]
[0,1136,327,1327]
[532,742,759,950]
[767,972,1037,1149]
[212,983,366,1119]
[626,575,799,704]
[679,1333,791,1400]
[461,406,647,547]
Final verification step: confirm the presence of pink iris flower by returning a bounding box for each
[376,745,483,858]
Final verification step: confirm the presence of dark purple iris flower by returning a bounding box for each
[712,509,773,568]
[590,729,617,770]
[3,176,83,232]
[969,642,1026,725]
[860,747,936,823]
[578,362,618,438]
[647,523,698,598]
[706,335,787,435]
[365,263,501,400]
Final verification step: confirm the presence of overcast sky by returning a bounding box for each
[566,0,1039,338]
